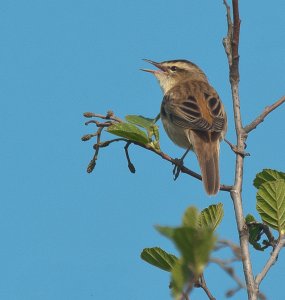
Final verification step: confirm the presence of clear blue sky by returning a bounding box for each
[1,1,285,299]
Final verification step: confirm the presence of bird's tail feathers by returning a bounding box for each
[190,132,220,195]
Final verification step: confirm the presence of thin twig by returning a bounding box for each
[211,239,244,298]
[211,257,245,294]
[255,237,285,286]
[181,281,193,300]
[85,120,112,127]
[244,96,285,134]
[222,0,233,66]
[224,138,250,157]
[87,127,104,173]
[182,292,190,300]
[216,239,242,260]
[84,111,123,123]
[196,274,216,300]
[91,136,232,192]
[124,141,136,173]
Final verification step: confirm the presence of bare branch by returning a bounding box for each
[231,0,241,82]
[244,96,285,134]
[255,237,285,286]
[108,138,232,191]
[223,1,257,298]
[223,1,284,298]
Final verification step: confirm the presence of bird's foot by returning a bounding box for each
[172,149,191,180]
[172,158,184,180]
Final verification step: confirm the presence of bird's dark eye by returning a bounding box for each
[170,66,177,71]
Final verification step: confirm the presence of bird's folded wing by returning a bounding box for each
[163,82,226,132]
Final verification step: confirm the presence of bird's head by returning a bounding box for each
[141,59,208,93]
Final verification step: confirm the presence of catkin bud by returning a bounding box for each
[83,112,95,118]
[81,134,92,141]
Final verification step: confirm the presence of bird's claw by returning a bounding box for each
[172,158,184,180]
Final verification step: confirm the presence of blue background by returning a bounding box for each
[1,1,285,299]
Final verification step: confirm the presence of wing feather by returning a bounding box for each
[162,81,226,134]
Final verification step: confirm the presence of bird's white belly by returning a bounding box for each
[161,117,193,150]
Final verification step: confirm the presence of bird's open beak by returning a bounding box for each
[140,59,167,74]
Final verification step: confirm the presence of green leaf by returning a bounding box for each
[157,226,216,277]
[198,203,224,231]
[125,115,155,129]
[256,179,285,234]
[156,226,175,239]
[245,214,256,223]
[245,214,265,251]
[171,259,193,299]
[152,124,160,141]
[140,247,178,272]
[107,122,149,144]
[148,140,160,151]
[157,227,214,298]
[146,123,160,150]
[254,169,285,189]
[172,227,216,278]
[124,115,161,150]
[182,206,199,228]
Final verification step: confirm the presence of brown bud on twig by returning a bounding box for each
[99,141,112,148]
[106,110,114,118]
[128,163,136,173]
[81,134,93,141]
[87,159,96,173]
[83,112,96,118]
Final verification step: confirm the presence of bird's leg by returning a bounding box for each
[173,148,191,180]
[153,113,160,123]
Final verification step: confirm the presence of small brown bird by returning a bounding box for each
[142,59,227,195]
